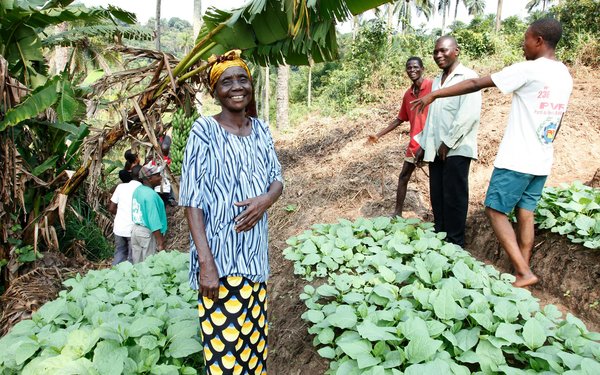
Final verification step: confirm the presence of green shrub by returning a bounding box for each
[454,28,496,59]
[284,217,600,374]
[58,197,114,261]
[0,251,202,374]
[535,182,600,249]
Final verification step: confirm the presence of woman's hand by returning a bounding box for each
[199,258,220,301]
[234,194,273,232]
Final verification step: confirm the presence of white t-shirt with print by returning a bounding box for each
[491,57,572,175]
[110,180,141,237]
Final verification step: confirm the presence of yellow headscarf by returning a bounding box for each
[207,49,252,92]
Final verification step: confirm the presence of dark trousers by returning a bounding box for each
[429,155,471,247]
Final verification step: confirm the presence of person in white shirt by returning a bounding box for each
[411,18,572,287]
[416,35,482,247]
[108,165,142,264]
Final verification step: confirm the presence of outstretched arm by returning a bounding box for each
[367,118,403,144]
[411,76,496,112]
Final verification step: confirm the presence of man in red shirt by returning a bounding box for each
[368,56,433,216]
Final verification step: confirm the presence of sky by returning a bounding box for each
[79,0,534,31]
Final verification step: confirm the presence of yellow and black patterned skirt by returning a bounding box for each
[198,276,268,374]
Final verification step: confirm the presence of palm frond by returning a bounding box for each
[2,4,137,30]
[464,0,485,16]
[43,25,154,47]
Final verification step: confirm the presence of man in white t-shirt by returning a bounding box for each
[108,165,142,264]
[411,18,572,287]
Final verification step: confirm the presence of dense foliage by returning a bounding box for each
[534,182,600,249]
[0,251,203,374]
[283,217,600,374]
[0,0,149,276]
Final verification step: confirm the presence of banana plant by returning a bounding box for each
[154,0,395,97]
[0,0,139,88]
[0,0,149,284]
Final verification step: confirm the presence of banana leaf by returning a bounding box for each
[32,156,59,176]
[0,76,60,131]
[345,0,393,15]
[251,0,289,45]
[197,7,256,60]
[3,25,44,65]
[56,78,84,123]
[1,5,137,29]
[197,0,393,66]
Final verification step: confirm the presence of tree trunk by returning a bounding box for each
[495,0,503,33]
[263,66,270,123]
[155,0,161,51]
[386,4,394,42]
[50,22,69,75]
[454,0,460,20]
[440,0,449,35]
[275,65,289,129]
[193,0,203,40]
[352,15,359,41]
[307,66,312,109]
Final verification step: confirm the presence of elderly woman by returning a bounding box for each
[179,50,283,374]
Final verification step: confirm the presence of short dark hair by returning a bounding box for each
[118,169,132,183]
[406,56,424,68]
[124,149,138,164]
[131,165,143,181]
[436,35,459,49]
[529,18,562,49]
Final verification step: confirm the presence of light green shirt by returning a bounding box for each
[417,63,482,162]
[132,185,167,234]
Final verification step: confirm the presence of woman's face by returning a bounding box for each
[214,66,253,113]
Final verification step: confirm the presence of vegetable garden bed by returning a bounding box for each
[283,216,600,374]
[466,212,600,334]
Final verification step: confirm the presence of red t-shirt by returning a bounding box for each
[397,79,433,157]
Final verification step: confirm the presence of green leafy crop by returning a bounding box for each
[534,182,600,249]
[283,217,600,374]
[0,251,202,374]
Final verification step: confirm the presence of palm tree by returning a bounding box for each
[392,0,433,32]
[193,0,203,40]
[451,0,484,24]
[155,0,161,51]
[262,66,270,123]
[495,0,503,32]
[438,0,451,34]
[276,65,289,129]
[526,0,552,12]
[464,0,485,15]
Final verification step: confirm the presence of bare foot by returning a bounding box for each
[512,273,539,288]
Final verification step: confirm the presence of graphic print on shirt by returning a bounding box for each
[132,199,142,223]
[534,86,566,145]
[537,117,560,144]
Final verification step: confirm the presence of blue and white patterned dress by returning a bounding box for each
[179,116,283,290]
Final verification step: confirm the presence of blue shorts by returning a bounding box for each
[484,168,547,214]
